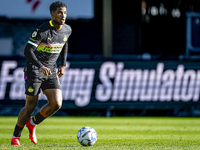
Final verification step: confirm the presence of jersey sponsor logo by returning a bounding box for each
[37,42,65,53]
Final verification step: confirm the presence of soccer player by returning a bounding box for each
[11,1,71,146]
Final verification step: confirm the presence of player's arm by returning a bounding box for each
[24,29,51,76]
[24,44,43,68]
[57,42,68,78]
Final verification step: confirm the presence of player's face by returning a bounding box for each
[51,7,67,25]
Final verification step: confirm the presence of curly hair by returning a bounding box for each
[49,1,67,12]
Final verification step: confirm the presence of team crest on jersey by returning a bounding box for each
[63,36,67,42]
[32,31,37,37]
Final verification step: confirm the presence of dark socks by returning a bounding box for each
[32,112,45,125]
[13,113,45,138]
[13,125,24,138]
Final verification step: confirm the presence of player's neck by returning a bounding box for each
[52,20,63,31]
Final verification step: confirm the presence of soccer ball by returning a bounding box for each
[77,126,97,146]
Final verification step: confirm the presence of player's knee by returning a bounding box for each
[52,100,62,111]
[55,102,62,110]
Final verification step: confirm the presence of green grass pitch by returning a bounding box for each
[0,116,200,150]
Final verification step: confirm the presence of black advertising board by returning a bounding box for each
[0,60,200,110]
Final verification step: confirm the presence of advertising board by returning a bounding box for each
[1,60,200,110]
[0,0,94,19]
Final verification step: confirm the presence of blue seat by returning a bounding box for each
[185,12,200,57]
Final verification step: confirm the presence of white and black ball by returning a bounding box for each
[77,126,97,146]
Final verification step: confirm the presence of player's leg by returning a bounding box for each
[17,95,39,127]
[11,95,38,145]
[12,65,42,145]
[27,88,62,125]
[30,75,62,124]
[30,89,62,124]
[26,75,62,144]
[40,88,63,118]
[25,89,62,144]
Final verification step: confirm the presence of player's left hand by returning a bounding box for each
[57,66,65,78]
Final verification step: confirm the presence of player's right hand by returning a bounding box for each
[39,66,52,76]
